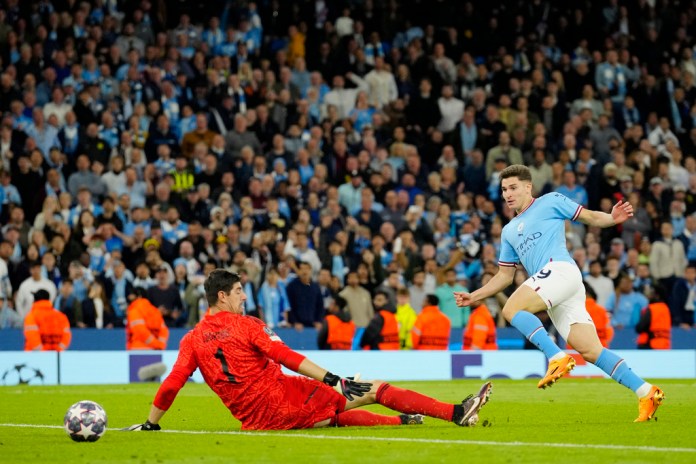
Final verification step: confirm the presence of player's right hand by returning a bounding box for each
[453,291,472,307]
[323,372,373,401]
[121,420,161,431]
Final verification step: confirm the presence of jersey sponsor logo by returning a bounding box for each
[516,232,543,256]
[264,326,282,342]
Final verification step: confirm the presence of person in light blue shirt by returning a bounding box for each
[455,164,664,422]
[605,274,648,329]
[554,170,588,207]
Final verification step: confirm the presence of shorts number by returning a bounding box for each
[215,347,239,383]
[537,269,552,279]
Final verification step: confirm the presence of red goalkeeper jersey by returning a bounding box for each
[154,311,318,430]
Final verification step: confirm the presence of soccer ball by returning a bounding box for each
[63,400,108,442]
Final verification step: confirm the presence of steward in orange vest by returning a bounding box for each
[636,285,671,349]
[412,294,451,350]
[317,296,356,350]
[126,289,169,350]
[584,282,614,348]
[359,291,399,350]
[24,289,71,351]
[463,303,498,350]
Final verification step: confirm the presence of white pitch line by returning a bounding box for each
[1,423,694,454]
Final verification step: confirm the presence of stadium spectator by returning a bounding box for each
[285,261,324,330]
[359,290,399,350]
[80,281,114,329]
[585,260,615,308]
[411,294,451,350]
[317,295,355,350]
[636,286,672,350]
[338,271,373,329]
[583,283,614,349]
[147,266,185,328]
[463,302,498,351]
[126,289,169,351]
[23,289,71,351]
[435,268,469,329]
[395,287,417,349]
[606,273,649,329]
[649,221,687,295]
[127,270,492,430]
[15,261,57,319]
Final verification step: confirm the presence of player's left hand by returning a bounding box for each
[611,199,633,225]
[121,420,161,431]
[323,371,373,401]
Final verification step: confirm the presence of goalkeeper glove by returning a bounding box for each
[122,420,161,431]
[322,371,372,401]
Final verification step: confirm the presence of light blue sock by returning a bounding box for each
[595,348,648,395]
[510,311,563,359]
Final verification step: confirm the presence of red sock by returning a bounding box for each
[329,409,402,427]
[375,383,454,421]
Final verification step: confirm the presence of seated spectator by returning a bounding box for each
[24,289,71,351]
[80,281,114,329]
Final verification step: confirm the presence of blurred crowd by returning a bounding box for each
[2,0,696,340]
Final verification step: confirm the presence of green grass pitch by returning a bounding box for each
[1,379,694,463]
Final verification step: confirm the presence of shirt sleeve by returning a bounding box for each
[247,318,306,371]
[498,232,519,268]
[549,192,584,221]
[153,333,198,411]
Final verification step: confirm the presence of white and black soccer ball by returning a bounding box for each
[63,400,108,442]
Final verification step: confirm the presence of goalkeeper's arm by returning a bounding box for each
[297,358,373,402]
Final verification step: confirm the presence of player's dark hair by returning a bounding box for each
[204,269,241,306]
[425,294,439,306]
[500,164,532,182]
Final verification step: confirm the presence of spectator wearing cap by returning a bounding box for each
[338,169,364,214]
[23,289,71,351]
[647,176,671,218]
[15,261,57,319]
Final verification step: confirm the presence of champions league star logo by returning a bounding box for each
[1,364,45,385]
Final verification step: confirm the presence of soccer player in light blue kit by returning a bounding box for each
[455,165,664,422]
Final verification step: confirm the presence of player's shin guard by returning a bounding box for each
[594,348,648,395]
[511,311,563,359]
[375,383,455,421]
[329,410,402,427]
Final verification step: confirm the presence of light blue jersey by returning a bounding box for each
[499,193,583,275]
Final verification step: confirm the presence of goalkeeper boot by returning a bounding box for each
[634,386,665,422]
[454,381,492,427]
[399,414,424,425]
[537,354,576,389]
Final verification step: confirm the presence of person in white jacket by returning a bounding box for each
[364,57,398,109]
[15,261,57,319]
[324,73,369,119]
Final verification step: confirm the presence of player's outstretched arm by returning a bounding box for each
[297,358,373,401]
[123,405,165,431]
[577,200,633,228]
[454,265,516,307]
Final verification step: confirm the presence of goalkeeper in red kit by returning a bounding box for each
[126,270,492,431]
